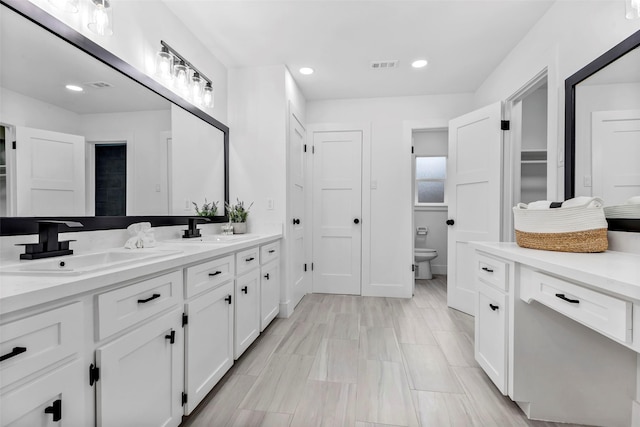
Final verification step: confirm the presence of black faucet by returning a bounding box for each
[183,217,210,238]
[17,220,83,260]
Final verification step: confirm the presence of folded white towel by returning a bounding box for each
[124,222,157,249]
[526,200,553,210]
[626,196,640,205]
[518,197,603,210]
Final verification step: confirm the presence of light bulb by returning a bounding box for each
[203,82,214,108]
[174,60,189,95]
[156,46,172,81]
[88,0,113,36]
[191,73,203,105]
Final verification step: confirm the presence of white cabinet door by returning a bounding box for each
[235,270,260,359]
[448,102,503,315]
[96,309,183,427]
[184,282,234,415]
[260,261,280,332]
[475,281,507,394]
[1,360,85,426]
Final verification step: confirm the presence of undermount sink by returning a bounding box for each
[0,249,182,276]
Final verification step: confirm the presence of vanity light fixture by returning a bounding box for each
[48,0,79,13]
[411,59,428,69]
[65,84,83,92]
[87,0,113,36]
[155,41,215,109]
[299,67,314,75]
[627,0,640,19]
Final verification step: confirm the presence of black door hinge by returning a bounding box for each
[12,140,16,149]
[311,262,314,271]
[304,144,307,153]
[182,392,188,406]
[304,263,307,272]
[412,264,415,272]
[312,146,315,154]
[182,313,188,327]
[411,146,414,154]
[89,363,100,386]
[501,120,510,131]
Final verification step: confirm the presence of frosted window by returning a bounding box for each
[415,156,446,205]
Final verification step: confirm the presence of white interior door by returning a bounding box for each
[312,130,362,295]
[447,102,503,315]
[592,110,640,205]
[289,108,308,307]
[15,126,85,216]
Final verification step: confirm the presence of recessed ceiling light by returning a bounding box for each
[65,84,84,92]
[411,59,428,69]
[299,67,314,75]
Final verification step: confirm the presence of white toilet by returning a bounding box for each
[415,227,438,280]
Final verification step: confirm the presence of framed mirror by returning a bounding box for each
[565,29,640,232]
[0,0,229,235]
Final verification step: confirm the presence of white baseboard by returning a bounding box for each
[278,299,293,318]
[362,283,412,298]
[432,264,447,275]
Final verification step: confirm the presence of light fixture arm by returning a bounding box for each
[160,40,212,87]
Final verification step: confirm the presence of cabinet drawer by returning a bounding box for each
[97,270,182,340]
[236,247,260,275]
[521,270,632,343]
[185,255,235,299]
[260,241,280,265]
[0,302,82,388]
[476,252,509,292]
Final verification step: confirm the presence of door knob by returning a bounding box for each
[354,218,360,224]
[292,218,300,225]
[446,219,455,226]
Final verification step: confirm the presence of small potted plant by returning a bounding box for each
[192,198,219,217]
[225,198,253,234]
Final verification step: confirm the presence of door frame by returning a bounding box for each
[85,132,134,216]
[307,122,371,296]
[403,119,449,295]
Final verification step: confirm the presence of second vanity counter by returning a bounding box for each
[0,233,282,314]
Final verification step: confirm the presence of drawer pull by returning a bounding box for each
[241,286,248,294]
[481,267,494,273]
[225,295,232,304]
[264,273,270,280]
[209,271,222,277]
[137,293,161,304]
[245,257,255,262]
[0,346,27,362]
[44,399,62,422]
[268,249,275,254]
[555,293,579,304]
[165,330,176,344]
[489,303,499,311]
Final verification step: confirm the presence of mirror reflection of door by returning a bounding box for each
[95,143,127,216]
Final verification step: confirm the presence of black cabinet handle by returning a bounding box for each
[446,219,455,226]
[225,295,232,304]
[138,293,161,304]
[165,330,175,344]
[489,303,499,311]
[209,271,222,277]
[264,273,270,280]
[245,257,255,262]
[44,399,62,422]
[555,293,579,304]
[481,267,494,273]
[268,249,275,254]
[0,346,27,362]
[292,218,300,225]
[354,218,360,224]
[241,286,248,294]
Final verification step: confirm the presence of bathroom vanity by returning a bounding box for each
[0,233,281,426]
[472,242,640,427]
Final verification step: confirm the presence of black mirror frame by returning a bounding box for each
[0,0,230,236]
[564,28,640,232]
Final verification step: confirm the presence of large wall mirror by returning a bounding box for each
[565,29,640,232]
[0,0,229,235]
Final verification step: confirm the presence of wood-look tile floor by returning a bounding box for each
[183,276,585,427]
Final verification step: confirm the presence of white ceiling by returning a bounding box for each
[164,0,556,100]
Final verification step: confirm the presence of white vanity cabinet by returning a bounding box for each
[474,252,511,394]
[0,302,85,426]
[260,241,280,331]
[183,259,234,415]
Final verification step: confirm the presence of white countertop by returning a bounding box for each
[0,233,281,314]
[471,242,640,301]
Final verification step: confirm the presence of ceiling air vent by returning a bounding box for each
[86,81,114,89]
[370,60,398,69]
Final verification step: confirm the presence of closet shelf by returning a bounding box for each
[521,150,547,162]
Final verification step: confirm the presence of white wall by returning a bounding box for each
[307,93,474,296]
[413,129,448,276]
[26,0,228,123]
[474,0,640,200]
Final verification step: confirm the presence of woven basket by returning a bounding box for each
[513,198,608,253]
